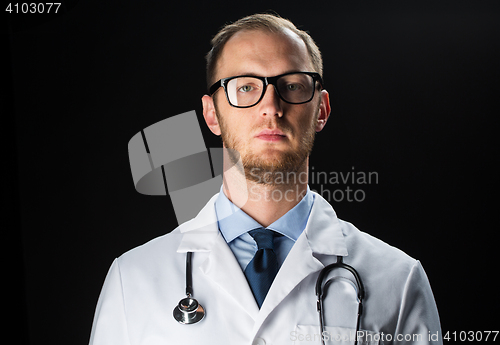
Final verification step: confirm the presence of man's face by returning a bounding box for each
[203,29,330,185]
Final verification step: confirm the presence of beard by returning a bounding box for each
[215,103,319,186]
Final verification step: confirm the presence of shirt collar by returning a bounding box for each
[215,185,314,243]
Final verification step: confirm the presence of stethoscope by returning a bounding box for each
[173,253,365,345]
[172,252,205,324]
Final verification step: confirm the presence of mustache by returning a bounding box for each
[253,120,292,135]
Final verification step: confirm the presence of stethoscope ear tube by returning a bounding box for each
[315,256,365,301]
[173,252,205,325]
[315,256,364,345]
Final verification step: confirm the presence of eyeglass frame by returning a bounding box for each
[208,71,324,108]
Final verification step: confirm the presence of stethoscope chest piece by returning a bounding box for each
[174,252,205,325]
[173,296,205,324]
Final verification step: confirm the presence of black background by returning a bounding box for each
[4,0,499,343]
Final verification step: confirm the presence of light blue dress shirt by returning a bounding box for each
[214,185,315,271]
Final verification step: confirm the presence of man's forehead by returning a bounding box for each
[215,28,312,78]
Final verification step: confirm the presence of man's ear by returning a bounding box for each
[315,89,331,132]
[202,95,221,136]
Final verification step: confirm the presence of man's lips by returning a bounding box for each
[255,129,287,141]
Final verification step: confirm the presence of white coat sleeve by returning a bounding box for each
[89,258,132,345]
[393,260,442,345]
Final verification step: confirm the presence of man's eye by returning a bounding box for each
[238,85,254,92]
[287,84,302,91]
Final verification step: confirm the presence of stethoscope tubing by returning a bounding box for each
[185,252,193,297]
[175,252,365,345]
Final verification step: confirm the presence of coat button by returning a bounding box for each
[252,338,266,345]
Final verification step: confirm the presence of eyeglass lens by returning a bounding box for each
[226,73,315,107]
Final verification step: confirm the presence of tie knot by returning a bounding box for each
[249,228,275,250]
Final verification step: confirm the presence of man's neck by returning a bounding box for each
[221,157,309,228]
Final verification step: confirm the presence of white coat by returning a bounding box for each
[89,192,442,345]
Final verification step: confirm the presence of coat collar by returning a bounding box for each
[176,193,220,253]
[177,191,348,256]
[303,192,348,257]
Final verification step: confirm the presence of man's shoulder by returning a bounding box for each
[313,192,418,269]
[338,218,420,275]
[114,193,219,271]
[115,227,184,269]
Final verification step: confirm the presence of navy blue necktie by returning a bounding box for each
[244,228,279,308]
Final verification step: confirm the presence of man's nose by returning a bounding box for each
[258,84,283,118]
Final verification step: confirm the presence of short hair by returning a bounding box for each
[205,13,323,89]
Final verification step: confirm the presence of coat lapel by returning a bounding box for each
[253,192,349,331]
[199,233,260,320]
[176,193,260,321]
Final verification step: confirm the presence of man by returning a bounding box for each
[90,13,442,344]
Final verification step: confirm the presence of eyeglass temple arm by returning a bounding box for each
[208,80,223,95]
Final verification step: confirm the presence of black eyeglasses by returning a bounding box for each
[209,72,323,108]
